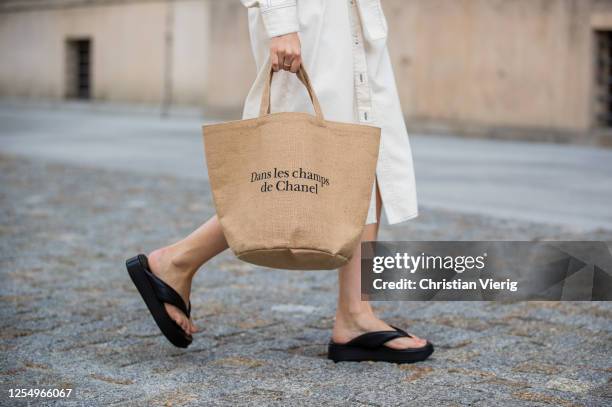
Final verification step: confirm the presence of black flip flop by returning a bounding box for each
[328,326,433,364]
[125,254,192,348]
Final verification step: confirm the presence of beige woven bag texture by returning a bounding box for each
[203,63,380,270]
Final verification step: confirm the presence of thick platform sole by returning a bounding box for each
[328,341,434,364]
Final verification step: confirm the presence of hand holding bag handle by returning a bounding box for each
[258,60,325,123]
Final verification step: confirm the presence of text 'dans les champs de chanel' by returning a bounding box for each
[251,167,330,194]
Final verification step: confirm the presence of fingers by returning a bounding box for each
[281,49,301,72]
[289,56,301,73]
[271,51,280,72]
[282,55,293,71]
[269,33,301,74]
[276,49,286,72]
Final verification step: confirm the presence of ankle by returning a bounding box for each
[332,308,371,343]
[168,247,199,277]
[150,246,197,278]
[335,303,375,325]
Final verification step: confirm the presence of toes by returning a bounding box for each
[384,337,404,350]
[189,318,198,333]
[404,332,427,347]
[411,335,427,347]
[179,317,188,332]
[407,336,427,347]
[161,305,229,337]
[386,336,427,350]
[164,304,191,335]
[175,314,188,332]
[185,319,195,335]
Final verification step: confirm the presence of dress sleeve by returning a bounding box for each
[240,0,299,38]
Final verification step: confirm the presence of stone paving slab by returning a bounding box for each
[0,154,611,406]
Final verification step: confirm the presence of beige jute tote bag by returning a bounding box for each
[202,62,380,270]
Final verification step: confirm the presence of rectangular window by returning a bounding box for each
[594,30,612,128]
[65,38,92,100]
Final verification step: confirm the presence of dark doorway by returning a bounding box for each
[65,38,92,100]
[594,30,612,128]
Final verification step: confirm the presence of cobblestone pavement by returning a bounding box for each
[1,154,611,406]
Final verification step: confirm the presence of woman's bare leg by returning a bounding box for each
[332,186,427,349]
[144,190,426,348]
[146,215,228,335]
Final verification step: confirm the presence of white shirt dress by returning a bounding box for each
[240,0,418,225]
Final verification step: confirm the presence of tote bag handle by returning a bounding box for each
[258,60,325,122]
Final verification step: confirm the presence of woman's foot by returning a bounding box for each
[147,247,198,335]
[332,308,427,350]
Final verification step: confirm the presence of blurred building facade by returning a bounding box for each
[1,0,612,145]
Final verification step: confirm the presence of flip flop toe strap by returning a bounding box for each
[141,264,191,318]
[345,330,407,349]
[391,325,413,338]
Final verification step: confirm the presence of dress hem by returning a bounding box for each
[365,210,419,226]
[387,210,419,225]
